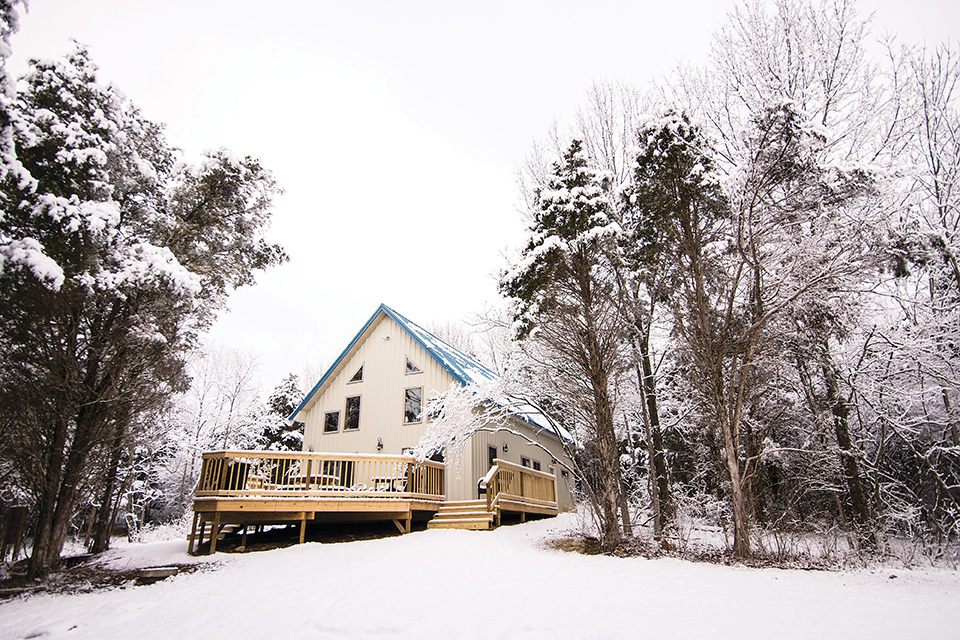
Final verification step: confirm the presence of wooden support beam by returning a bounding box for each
[391,512,412,534]
[188,512,201,554]
[299,512,307,544]
[209,513,221,555]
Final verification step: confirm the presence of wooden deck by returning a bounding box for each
[189,451,446,553]
[190,452,559,553]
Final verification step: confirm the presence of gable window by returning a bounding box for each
[348,366,363,383]
[404,387,422,424]
[345,396,361,430]
[405,357,422,374]
[324,411,340,433]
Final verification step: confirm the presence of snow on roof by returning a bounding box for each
[383,305,500,388]
[289,304,566,441]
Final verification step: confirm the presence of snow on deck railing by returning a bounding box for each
[483,458,558,513]
[195,451,445,501]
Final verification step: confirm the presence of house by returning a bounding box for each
[189,304,574,553]
[290,303,575,507]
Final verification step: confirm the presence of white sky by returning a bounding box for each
[7,0,958,390]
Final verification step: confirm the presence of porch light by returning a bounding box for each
[502,443,508,453]
[377,437,384,451]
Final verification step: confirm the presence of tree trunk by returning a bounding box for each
[823,362,871,532]
[639,393,663,539]
[638,334,674,527]
[90,425,125,553]
[741,420,768,525]
[720,413,751,558]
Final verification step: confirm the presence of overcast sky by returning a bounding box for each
[7,0,958,391]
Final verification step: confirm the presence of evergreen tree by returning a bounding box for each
[0,46,286,575]
[501,139,629,551]
[258,374,305,452]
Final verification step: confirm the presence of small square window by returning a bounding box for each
[521,456,531,468]
[324,411,340,433]
[533,460,541,471]
[348,366,363,383]
[345,396,361,430]
[404,387,422,424]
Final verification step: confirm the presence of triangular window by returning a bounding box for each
[405,358,422,374]
[348,366,363,383]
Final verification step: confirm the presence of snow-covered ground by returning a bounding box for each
[1,515,958,639]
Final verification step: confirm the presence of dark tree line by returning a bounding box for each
[501,0,960,558]
[0,15,286,576]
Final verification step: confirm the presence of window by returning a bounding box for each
[404,387,422,424]
[324,411,340,433]
[345,396,361,430]
[521,456,531,468]
[533,460,541,471]
[348,366,363,383]
[405,357,422,374]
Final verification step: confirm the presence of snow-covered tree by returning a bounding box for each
[501,139,630,551]
[0,46,285,575]
[257,374,305,452]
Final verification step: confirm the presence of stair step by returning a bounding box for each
[428,518,492,530]
[432,513,493,522]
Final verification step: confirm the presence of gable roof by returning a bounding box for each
[289,303,499,422]
[289,304,569,442]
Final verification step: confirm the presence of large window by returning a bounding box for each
[324,411,340,433]
[345,396,361,430]
[404,387,422,424]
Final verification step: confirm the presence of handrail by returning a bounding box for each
[195,451,445,501]
[481,458,558,514]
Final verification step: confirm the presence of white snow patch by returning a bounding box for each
[1,515,958,639]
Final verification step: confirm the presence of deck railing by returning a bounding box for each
[481,458,557,512]
[196,451,445,501]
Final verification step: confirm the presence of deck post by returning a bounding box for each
[299,512,307,544]
[240,525,248,551]
[188,511,200,554]
[209,513,221,555]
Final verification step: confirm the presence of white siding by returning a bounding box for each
[301,315,456,456]
[299,312,575,509]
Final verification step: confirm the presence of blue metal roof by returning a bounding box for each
[288,304,568,442]
[289,303,499,422]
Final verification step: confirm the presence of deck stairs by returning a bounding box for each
[427,500,495,530]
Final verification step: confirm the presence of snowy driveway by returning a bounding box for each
[1,515,958,639]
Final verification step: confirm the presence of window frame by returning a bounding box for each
[405,357,422,375]
[344,395,361,431]
[323,410,340,434]
[521,456,531,468]
[347,365,363,384]
[403,386,423,424]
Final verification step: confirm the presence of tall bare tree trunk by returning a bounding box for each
[90,425,125,553]
[823,361,871,537]
[638,338,673,526]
